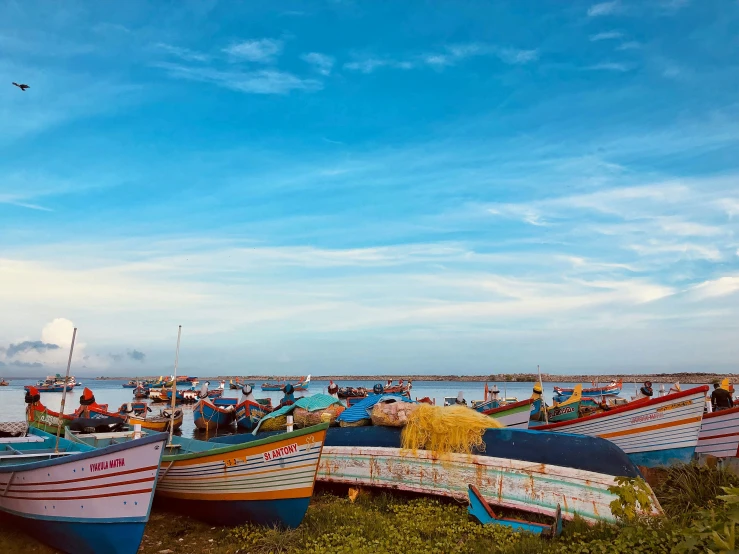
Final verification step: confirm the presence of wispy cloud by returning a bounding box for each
[155,43,210,62]
[616,41,641,50]
[301,52,335,75]
[585,62,631,71]
[590,31,623,41]
[346,43,538,73]
[587,1,622,17]
[154,62,322,94]
[343,59,413,73]
[496,47,539,65]
[223,39,283,63]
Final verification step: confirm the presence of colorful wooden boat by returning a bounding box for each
[0,426,166,554]
[235,399,273,431]
[696,405,739,458]
[71,423,329,527]
[468,484,562,537]
[530,385,583,425]
[553,379,622,401]
[481,399,532,429]
[25,387,116,434]
[536,385,709,467]
[117,402,184,432]
[194,397,237,431]
[211,425,661,523]
[121,380,138,389]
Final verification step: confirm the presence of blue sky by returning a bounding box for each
[1,0,738,376]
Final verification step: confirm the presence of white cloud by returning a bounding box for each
[586,62,631,72]
[590,31,623,41]
[155,43,209,62]
[154,63,322,94]
[496,48,539,65]
[689,276,739,300]
[587,1,622,17]
[629,241,722,261]
[223,39,283,63]
[617,41,641,50]
[301,52,335,75]
[344,59,413,73]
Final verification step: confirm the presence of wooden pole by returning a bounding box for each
[538,365,548,424]
[54,328,77,453]
[167,325,182,447]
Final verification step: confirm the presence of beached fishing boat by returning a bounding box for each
[553,379,623,401]
[536,385,709,467]
[696,405,739,458]
[117,402,183,432]
[68,423,329,527]
[194,397,237,431]
[211,424,661,523]
[0,425,166,554]
[481,399,532,429]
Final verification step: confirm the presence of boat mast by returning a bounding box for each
[167,325,182,447]
[538,364,548,424]
[54,327,77,453]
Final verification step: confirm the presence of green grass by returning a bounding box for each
[0,463,735,553]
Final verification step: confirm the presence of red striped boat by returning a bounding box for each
[697,406,739,458]
[536,386,708,467]
[0,426,165,554]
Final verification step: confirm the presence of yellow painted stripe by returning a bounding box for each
[156,485,315,501]
[598,416,702,439]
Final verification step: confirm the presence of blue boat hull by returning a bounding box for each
[0,511,146,554]
[235,402,269,431]
[155,497,310,528]
[627,446,695,468]
[193,399,235,430]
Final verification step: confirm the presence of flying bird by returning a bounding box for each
[12,82,29,91]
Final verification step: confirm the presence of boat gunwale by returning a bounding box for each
[0,428,167,472]
[163,422,329,461]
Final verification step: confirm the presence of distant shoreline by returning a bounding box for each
[90,372,736,384]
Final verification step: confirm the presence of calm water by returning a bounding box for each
[0,378,681,438]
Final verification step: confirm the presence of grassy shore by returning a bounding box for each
[3,464,739,554]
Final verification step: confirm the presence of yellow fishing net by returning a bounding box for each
[401,404,503,455]
[260,415,288,432]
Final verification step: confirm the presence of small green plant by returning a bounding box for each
[676,486,739,554]
[607,476,654,522]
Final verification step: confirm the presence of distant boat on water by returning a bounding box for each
[553,379,622,401]
[262,375,310,391]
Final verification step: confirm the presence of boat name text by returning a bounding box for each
[656,400,693,413]
[90,458,125,473]
[630,412,664,424]
[263,442,299,462]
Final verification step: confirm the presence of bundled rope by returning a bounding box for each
[401,404,502,455]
